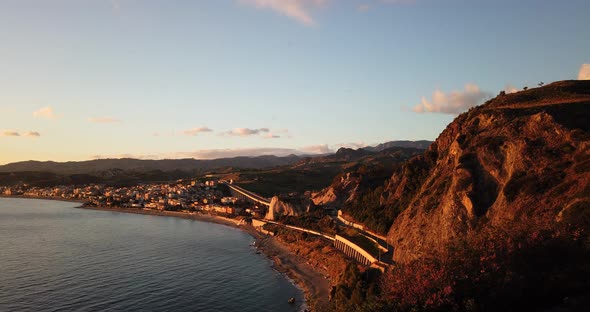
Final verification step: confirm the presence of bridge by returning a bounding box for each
[221,182,271,207]
[334,235,377,266]
[220,182,388,269]
[336,210,390,254]
[253,218,387,270]
[264,219,335,241]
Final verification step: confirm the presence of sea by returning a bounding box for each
[0,198,304,312]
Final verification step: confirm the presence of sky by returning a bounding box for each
[1,0,589,164]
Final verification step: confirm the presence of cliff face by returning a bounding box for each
[312,172,362,207]
[311,148,425,208]
[384,81,590,263]
[265,196,315,221]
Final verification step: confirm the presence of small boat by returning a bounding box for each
[249,241,256,246]
[287,297,295,304]
[256,250,261,254]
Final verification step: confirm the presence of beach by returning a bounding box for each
[254,231,332,312]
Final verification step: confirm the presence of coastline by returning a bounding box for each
[0,194,87,204]
[0,196,331,312]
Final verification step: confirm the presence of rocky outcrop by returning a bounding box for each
[311,148,425,209]
[383,80,590,263]
[265,195,315,221]
[312,172,362,207]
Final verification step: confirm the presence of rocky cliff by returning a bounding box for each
[311,147,425,208]
[383,80,590,263]
[265,195,316,221]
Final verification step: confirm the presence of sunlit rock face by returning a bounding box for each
[382,80,590,263]
[265,196,315,220]
[312,172,362,208]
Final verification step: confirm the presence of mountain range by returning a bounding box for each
[0,141,432,175]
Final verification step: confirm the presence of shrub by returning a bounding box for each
[379,223,590,311]
[330,263,383,312]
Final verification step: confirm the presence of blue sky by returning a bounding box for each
[1,0,589,164]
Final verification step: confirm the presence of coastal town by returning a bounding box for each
[0,178,390,268]
[0,179,376,311]
[0,180,258,217]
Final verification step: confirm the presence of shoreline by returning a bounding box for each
[0,196,331,311]
[0,194,87,204]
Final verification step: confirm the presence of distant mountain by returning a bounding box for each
[0,155,301,175]
[0,142,432,189]
[363,140,433,152]
[0,141,435,175]
[226,146,427,198]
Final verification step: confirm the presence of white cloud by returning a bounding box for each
[88,117,121,123]
[91,143,342,160]
[504,84,519,94]
[23,131,41,137]
[579,64,590,80]
[300,144,332,154]
[33,106,58,119]
[358,4,370,12]
[182,126,213,136]
[263,133,281,139]
[335,142,367,149]
[93,147,303,160]
[93,153,150,160]
[110,0,121,14]
[174,147,301,159]
[413,83,492,114]
[1,130,41,137]
[239,0,328,26]
[380,0,415,4]
[226,127,271,137]
[1,130,20,137]
[300,142,366,153]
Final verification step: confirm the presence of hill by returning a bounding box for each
[0,155,301,175]
[363,140,433,152]
[324,80,590,311]
[0,143,429,190]
[229,146,426,198]
[384,80,590,262]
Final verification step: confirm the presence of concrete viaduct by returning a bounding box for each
[221,182,387,269]
[222,182,271,207]
[256,218,385,269]
[334,235,377,266]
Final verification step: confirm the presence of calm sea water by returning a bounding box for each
[0,198,304,312]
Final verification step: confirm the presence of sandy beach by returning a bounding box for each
[1,196,331,311]
[253,232,332,312]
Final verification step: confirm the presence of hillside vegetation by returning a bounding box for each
[321,80,590,311]
[384,80,590,263]
[235,146,425,198]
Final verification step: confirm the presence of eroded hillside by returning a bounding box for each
[383,80,590,262]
